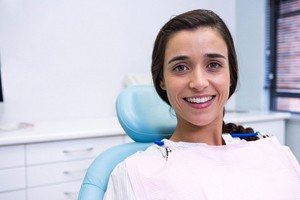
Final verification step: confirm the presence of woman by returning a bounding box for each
[104,9,300,200]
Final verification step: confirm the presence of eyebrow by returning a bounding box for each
[167,55,189,64]
[205,53,226,59]
[167,53,226,65]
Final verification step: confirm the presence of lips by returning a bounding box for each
[184,96,216,104]
[183,95,216,109]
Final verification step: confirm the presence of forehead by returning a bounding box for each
[164,27,228,60]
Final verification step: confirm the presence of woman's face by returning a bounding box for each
[161,27,230,128]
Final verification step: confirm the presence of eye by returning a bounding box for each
[173,64,189,72]
[207,62,221,70]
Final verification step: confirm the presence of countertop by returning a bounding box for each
[224,110,291,123]
[0,111,291,146]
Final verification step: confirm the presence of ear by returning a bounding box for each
[160,80,166,90]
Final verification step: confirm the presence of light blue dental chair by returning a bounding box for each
[78,85,176,200]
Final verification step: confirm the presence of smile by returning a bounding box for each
[184,96,215,104]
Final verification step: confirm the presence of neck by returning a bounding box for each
[170,118,224,146]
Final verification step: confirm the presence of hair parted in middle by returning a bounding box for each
[151,9,256,138]
[151,9,237,105]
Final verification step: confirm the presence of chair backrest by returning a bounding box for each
[116,85,176,142]
[78,85,176,200]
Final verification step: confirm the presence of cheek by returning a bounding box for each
[165,83,177,105]
[221,75,231,98]
[213,72,230,98]
[164,77,183,107]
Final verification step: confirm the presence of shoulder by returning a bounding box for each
[123,143,163,161]
[104,144,161,199]
[111,143,161,176]
[110,159,128,177]
[104,159,136,199]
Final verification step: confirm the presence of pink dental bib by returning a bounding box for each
[125,137,300,200]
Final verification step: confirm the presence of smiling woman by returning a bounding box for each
[160,28,230,144]
[151,10,254,144]
[103,9,300,200]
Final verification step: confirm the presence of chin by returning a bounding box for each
[187,117,213,127]
[186,113,221,127]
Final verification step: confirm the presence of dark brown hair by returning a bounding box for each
[151,9,257,140]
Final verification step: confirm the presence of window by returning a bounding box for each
[269,0,300,113]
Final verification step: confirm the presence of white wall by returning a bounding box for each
[0,0,236,123]
[286,117,300,161]
[235,0,268,111]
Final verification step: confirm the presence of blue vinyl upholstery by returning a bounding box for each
[116,85,176,142]
[77,142,151,200]
[78,85,176,200]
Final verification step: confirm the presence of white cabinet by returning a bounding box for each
[26,137,122,165]
[27,159,93,187]
[0,167,26,192]
[225,111,290,145]
[25,136,123,200]
[0,190,26,200]
[0,136,124,200]
[0,145,25,169]
[242,120,285,144]
[0,145,26,198]
[27,181,82,200]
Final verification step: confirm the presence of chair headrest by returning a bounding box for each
[116,85,176,142]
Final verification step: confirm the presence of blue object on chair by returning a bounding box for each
[78,85,177,200]
[117,85,176,142]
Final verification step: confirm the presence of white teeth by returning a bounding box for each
[186,96,213,103]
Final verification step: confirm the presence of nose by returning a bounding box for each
[188,68,209,91]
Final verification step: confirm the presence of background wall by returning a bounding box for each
[235,0,268,111]
[286,117,300,160]
[0,0,236,123]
